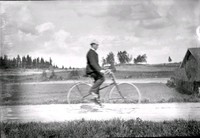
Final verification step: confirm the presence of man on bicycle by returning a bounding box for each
[86,40,107,106]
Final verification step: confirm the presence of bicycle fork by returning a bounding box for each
[111,74,126,100]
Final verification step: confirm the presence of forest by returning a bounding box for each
[0,55,58,69]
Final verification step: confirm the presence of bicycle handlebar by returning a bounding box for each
[104,70,117,83]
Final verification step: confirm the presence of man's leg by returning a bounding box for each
[90,75,105,107]
[89,73,105,101]
[90,74,105,95]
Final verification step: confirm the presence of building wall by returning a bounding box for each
[174,54,200,94]
[198,62,200,81]
[174,68,188,81]
[194,81,200,93]
[175,79,194,94]
[185,54,198,82]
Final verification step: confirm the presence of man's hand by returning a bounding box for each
[100,70,106,74]
[100,69,112,75]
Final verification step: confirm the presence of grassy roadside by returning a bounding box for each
[1,118,200,137]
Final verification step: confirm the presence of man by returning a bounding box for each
[86,40,106,106]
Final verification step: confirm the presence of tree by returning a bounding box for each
[1,55,8,68]
[26,55,32,68]
[0,56,3,68]
[40,58,45,68]
[102,57,106,67]
[106,52,115,64]
[49,57,52,66]
[16,55,21,68]
[104,52,116,72]
[22,56,27,68]
[12,57,17,68]
[134,54,147,64]
[117,51,132,64]
[32,59,37,68]
[36,57,40,68]
[168,56,172,62]
[0,55,57,69]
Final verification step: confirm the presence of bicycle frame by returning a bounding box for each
[81,72,125,99]
[67,71,141,104]
[100,71,116,87]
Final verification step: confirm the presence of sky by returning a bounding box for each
[0,0,200,68]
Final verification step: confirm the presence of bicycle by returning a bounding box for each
[67,70,141,104]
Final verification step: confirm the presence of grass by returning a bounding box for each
[1,118,200,137]
[115,63,179,72]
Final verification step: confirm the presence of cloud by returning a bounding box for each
[2,0,199,67]
[35,22,55,33]
[152,0,174,17]
[74,2,108,17]
[54,30,71,42]
[37,30,73,55]
[0,3,6,14]
[103,1,164,36]
[1,1,37,49]
[141,17,173,29]
[107,1,160,21]
[18,6,32,23]
[175,35,184,41]
[8,4,36,34]
[76,0,161,21]
[166,0,200,26]
[18,30,37,41]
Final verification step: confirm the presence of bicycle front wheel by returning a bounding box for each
[109,83,141,103]
[67,82,92,104]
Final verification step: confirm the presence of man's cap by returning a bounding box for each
[90,40,99,45]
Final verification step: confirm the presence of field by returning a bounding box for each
[1,119,200,137]
[0,63,179,83]
[1,63,200,137]
[1,63,200,105]
[115,63,180,72]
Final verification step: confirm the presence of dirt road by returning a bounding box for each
[6,78,169,85]
[1,103,200,122]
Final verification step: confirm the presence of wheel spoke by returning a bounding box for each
[67,82,91,104]
[109,83,141,103]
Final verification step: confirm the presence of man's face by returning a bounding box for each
[92,44,99,50]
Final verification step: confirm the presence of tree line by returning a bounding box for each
[0,55,58,69]
[102,50,147,65]
[103,50,173,66]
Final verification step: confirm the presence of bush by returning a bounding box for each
[49,70,57,80]
[1,119,200,137]
[41,70,48,81]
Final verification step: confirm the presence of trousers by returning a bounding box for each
[89,72,105,96]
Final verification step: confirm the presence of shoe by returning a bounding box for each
[91,98,103,107]
[90,92,99,98]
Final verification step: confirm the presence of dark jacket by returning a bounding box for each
[86,49,101,75]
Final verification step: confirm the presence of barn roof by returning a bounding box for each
[180,47,200,68]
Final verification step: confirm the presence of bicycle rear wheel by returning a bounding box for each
[67,82,92,104]
[109,83,141,103]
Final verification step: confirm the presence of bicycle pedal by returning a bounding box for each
[90,98,102,107]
